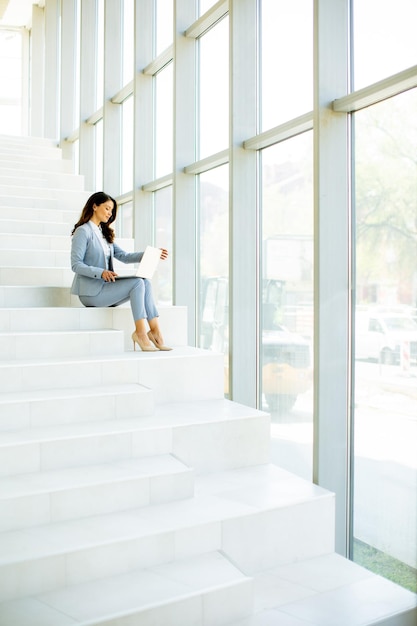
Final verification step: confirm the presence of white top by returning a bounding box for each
[89,220,111,268]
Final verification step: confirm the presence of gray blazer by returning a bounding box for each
[71,222,143,296]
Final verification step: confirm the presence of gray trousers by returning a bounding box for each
[79,277,159,322]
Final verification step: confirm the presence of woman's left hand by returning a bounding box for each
[159,248,168,260]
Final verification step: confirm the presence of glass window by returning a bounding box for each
[198,165,229,393]
[121,95,133,194]
[122,0,134,85]
[155,62,173,178]
[198,17,229,159]
[115,200,133,239]
[260,0,313,131]
[199,0,217,16]
[156,0,173,55]
[260,132,314,481]
[353,0,417,90]
[352,89,417,592]
[0,29,22,135]
[154,186,173,305]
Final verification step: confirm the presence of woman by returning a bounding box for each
[71,191,171,352]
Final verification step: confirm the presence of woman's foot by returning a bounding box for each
[147,330,172,351]
[132,331,159,352]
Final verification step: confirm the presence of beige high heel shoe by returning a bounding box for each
[132,331,159,352]
[147,330,172,351]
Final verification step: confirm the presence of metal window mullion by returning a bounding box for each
[229,0,258,408]
[44,0,60,140]
[185,0,228,39]
[79,0,98,187]
[30,5,45,137]
[103,0,123,195]
[173,0,198,344]
[60,0,77,158]
[313,0,351,557]
[133,0,154,249]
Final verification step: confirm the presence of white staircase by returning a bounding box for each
[0,134,415,626]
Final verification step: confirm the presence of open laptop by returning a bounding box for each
[115,245,161,280]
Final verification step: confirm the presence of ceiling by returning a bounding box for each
[0,0,42,29]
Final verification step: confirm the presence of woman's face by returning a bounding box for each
[93,200,114,224]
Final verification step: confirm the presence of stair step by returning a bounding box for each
[0,171,84,190]
[0,398,269,475]
[0,265,74,286]
[0,552,252,626]
[0,145,62,159]
[0,383,154,431]
[0,218,72,235]
[0,193,89,210]
[0,233,133,251]
[0,348,224,401]
[0,249,70,267]
[230,553,417,626]
[0,205,78,223]
[0,135,57,147]
[0,465,333,601]
[0,328,125,360]
[0,454,193,531]
[0,286,75,307]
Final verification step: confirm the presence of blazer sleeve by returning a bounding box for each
[112,243,144,265]
[71,226,105,280]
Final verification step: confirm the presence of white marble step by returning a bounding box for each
[0,185,89,204]
[0,286,76,307]
[230,553,417,626]
[0,328,125,360]
[0,193,89,210]
[0,171,84,190]
[0,305,188,348]
[0,348,224,402]
[0,399,269,474]
[0,135,56,147]
[0,144,62,159]
[0,155,73,173]
[0,551,252,626]
[0,218,73,235]
[0,465,334,601]
[0,249,70,267]
[0,383,154,431]
[0,454,193,532]
[0,233,69,250]
[0,233,133,251]
[0,265,74,286]
[0,205,78,223]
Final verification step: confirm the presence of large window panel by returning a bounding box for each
[155,62,173,178]
[260,132,314,480]
[156,0,173,54]
[198,17,229,159]
[260,0,313,131]
[0,29,22,135]
[198,165,229,393]
[122,0,134,85]
[353,0,417,90]
[154,186,173,305]
[352,89,417,591]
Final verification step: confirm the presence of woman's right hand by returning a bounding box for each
[102,270,118,282]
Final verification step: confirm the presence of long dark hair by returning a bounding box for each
[71,191,117,243]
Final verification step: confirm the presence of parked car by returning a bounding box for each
[355,311,417,365]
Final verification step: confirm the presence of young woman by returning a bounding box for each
[71,191,171,352]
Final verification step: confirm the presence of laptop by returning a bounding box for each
[114,246,161,280]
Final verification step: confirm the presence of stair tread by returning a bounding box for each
[0,398,265,444]
[0,382,148,405]
[0,552,249,626]
[0,464,330,566]
[0,455,190,499]
[0,345,215,367]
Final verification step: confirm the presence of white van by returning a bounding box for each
[355,310,417,365]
